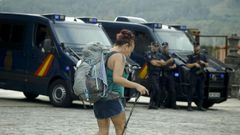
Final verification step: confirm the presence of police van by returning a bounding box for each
[92,18,230,108]
[0,13,111,107]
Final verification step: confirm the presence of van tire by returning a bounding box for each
[23,92,39,100]
[49,79,72,107]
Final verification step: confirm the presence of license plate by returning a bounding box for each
[209,92,221,98]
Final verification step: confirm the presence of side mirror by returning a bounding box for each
[61,42,66,50]
[42,39,54,53]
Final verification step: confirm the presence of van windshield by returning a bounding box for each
[155,30,193,51]
[53,23,111,48]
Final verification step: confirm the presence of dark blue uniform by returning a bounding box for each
[145,51,162,109]
[187,53,208,110]
[160,53,177,109]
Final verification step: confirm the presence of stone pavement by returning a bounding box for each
[0,89,240,135]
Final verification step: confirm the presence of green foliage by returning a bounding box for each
[0,0,239,35]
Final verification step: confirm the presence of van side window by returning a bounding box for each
[0,23,25,49]
[135,31,151,55]
[104,28,117,44]
[34,24,54,52]
[104,29,152,55]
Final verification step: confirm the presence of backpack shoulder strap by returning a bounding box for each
[105,51,119,66]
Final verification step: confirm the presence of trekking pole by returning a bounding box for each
[121,92,141,135]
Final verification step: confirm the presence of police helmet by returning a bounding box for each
[162,42,169,48]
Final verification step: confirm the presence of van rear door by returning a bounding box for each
[0,21,28,90]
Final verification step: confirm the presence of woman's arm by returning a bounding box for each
[108,53,148,95]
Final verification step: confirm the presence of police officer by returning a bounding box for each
[145,42,162,109]
[186,45,208,111]
[160,42,178,109]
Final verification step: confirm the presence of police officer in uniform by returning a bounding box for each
[186,45,208,111]
[145,42,162,109]
[160,42,178,109]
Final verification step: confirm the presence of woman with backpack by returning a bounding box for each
[93,29,148,135]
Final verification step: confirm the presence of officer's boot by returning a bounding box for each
[172,102,179,110]
[148,102,158,110]
[197,101,207,111]
[187,102,193,111]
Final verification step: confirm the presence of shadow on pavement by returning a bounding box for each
[0,97,50,106]
[0,97,93,109]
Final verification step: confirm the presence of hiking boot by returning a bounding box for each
[187,106,193,111]
[198,106,207,111]
[148,102,158,109]
[198,102,207,111]
[187,102,193,111]
[159,105,165,109]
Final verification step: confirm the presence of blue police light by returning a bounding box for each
[89,18,98,24]
[220,74,225,79]
[171,25,187,31]
[43,14,65,21]
[54,15,60,20]
[144,23,162,29]
[78,17,98,24]
[65,66,70,71]
[154,23,161,28]
[55,15,65,21]
[174,72,180,77]
[179,25,187,31]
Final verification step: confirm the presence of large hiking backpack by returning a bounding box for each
[73,43,118,103]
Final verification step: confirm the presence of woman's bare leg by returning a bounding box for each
[111,112,126,135]
[94,118,110,135]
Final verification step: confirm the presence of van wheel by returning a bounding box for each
[49,79,72,107]
[23,92,39,100]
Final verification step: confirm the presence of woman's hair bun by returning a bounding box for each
[116,29,135,46]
